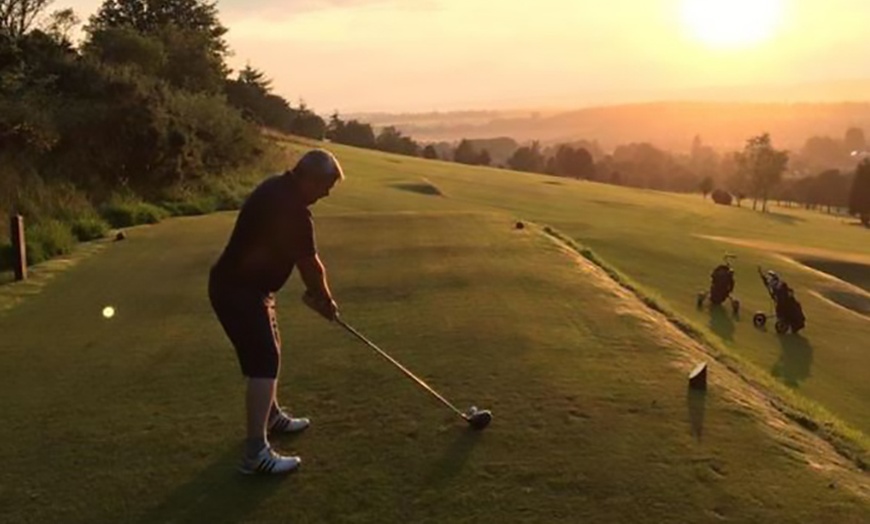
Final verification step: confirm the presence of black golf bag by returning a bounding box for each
[709,264,735,305]
[753,269,806,334]
[697,256,739,315]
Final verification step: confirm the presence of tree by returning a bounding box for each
[844,127,866,154]
[375,125,419,156]
[849,159,870,226]
[476,148,491,166]
[87,0,229,93]
[508,141,544,173]
[289,101,325,140]
[237,64,271,94]
[801,135,843,168]
[42,7,79,45]
[737,133,788,212]
[453,139,478,165]
[814,169,851,213]
[326,115,374,149]
[551,145,595,179]
[699,175,713,198]
[422,144,438,160]
[0,0,53,40]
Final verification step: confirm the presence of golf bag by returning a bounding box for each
[753,269,806,334]
[709,264,735,305]
[697,255,739,315]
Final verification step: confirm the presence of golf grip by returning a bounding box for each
[335,317,466,418]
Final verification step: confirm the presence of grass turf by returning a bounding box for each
[0,141,868,522]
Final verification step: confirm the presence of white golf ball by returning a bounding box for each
[102,306,115,319]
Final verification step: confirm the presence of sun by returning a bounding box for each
[681,0,784,49]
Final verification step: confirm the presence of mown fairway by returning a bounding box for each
[0,140,868,523]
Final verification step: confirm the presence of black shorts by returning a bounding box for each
[208,270,281,379]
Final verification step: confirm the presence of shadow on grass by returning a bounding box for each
[761,211,805,225]
[391,182,444,197]
[772,334,814,388]
[135,443,287,524]
[687,388,707,442]
[708,305,736,341]
[422,430,484,490]
[798,258,870,293]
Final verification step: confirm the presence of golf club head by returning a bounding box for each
[465,406,492,431]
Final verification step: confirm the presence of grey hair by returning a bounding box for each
[292,149,345,183]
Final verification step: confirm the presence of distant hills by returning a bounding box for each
[349,80,870,152]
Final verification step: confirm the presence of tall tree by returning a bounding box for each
[0,0,53,39]
[849,159,870,226]
[87,0,228,93]
[737,133,788,212]
[237,64,271,94]
[508,141,544,173]
[422,144,438,160]
[453,139,478,165]
[699,175,713,198]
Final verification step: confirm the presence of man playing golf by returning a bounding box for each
[209,149,343,474]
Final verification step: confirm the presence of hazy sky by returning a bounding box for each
[61,0,870,112]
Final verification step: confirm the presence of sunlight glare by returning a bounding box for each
[682,0,784,49]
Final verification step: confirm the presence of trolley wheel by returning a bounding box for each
[753,312,767,328]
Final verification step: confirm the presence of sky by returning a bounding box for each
[60,0,870,113]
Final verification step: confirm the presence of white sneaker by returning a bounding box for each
[269,411,310,434]
[239,446,301,475]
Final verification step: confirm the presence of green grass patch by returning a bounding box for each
[70,215,110,242]
[1,140,868,522]
[24,219,77,265]
[541,224,869,471]
[100,194,169,228]
[0,212,867,522]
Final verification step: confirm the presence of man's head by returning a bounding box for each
[291,149,344,205]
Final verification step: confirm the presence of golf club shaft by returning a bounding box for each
[336,317,466,418]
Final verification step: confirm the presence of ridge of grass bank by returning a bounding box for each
[539,224,869,473]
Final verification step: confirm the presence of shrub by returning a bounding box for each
[161,196,217,217]
[711,189,734,206]
[25,220,77,265]
[100,194,168,228]
[71,216,111,241]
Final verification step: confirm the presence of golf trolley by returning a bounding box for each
[752,267,806,334]
[697,254,740,316]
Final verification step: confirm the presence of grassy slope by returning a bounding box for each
[294,139,870,442]
[0,139,867,522]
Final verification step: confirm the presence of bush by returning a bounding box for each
[25,220,77,265]
[161,196,217,217]
[71,216,110,241]
[711,189,734,206]
[100,194,168,228]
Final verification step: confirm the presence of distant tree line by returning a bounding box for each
[426,129,870,225]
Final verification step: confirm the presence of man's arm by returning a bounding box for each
[297,254,338,320]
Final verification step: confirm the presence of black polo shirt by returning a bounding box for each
[212,173,316,293]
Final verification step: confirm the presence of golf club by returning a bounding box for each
[335,317,492,430]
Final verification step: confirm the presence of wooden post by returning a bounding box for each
[10,214,27,281]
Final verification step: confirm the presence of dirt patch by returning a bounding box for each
[546,229,870,501]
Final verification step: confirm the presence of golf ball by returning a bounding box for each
[102,306,115,319]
